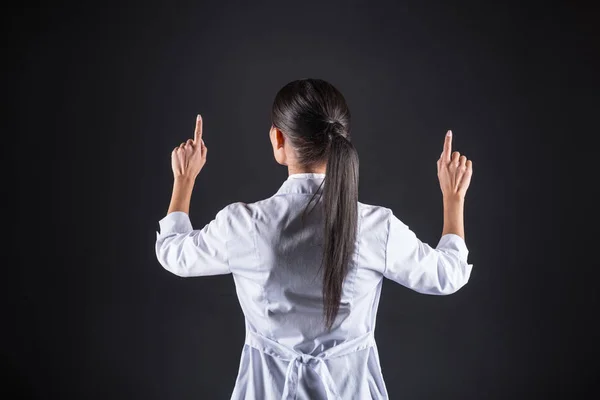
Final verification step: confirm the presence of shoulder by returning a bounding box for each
[357,201,411,232]
[357,201,394,233]
[224,195,274,216]
[219,201,254,220]
[219,196,279,225]
[358,201,392,219]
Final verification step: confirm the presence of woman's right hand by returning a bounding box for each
[437,130,473,199]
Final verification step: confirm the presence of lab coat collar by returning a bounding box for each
[275,173,326,195]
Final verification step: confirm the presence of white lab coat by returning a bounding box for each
[156,173,473,399]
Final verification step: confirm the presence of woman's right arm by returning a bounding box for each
[383,130,474,295]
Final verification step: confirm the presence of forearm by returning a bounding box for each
[442,195,465,240]
[167,176,196,215]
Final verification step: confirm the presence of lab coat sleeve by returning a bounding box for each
[155,205,232,277]
[384,209,473,294]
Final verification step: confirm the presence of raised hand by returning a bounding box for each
[436,130,473,199]
[171,114,208,180]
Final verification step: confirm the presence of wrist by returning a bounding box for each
[174,175,196,185]
[443,194,464,207]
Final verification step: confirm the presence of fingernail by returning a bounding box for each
[197,114,201,120]
[447,130,452,137]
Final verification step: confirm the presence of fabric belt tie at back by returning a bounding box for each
[244,329,376,400]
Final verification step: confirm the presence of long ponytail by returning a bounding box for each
[321,126,359,331]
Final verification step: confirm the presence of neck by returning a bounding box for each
[288,164,326,176]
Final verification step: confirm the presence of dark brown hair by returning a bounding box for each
[271,78,359,331]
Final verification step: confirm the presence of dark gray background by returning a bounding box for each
[6,0,596,399]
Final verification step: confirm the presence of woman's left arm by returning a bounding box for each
[156,114,232,277]
[166,114,207,215]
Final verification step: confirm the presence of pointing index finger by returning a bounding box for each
[194,114,203,143]
[442,130,452,162]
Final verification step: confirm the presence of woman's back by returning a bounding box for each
[231,173,387,349]
[224,173,388,399]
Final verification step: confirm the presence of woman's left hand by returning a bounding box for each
[171,114,207,180]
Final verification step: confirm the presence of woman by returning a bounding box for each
[155,78,474,399]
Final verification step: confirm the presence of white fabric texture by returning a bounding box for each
[155,172,473,399]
